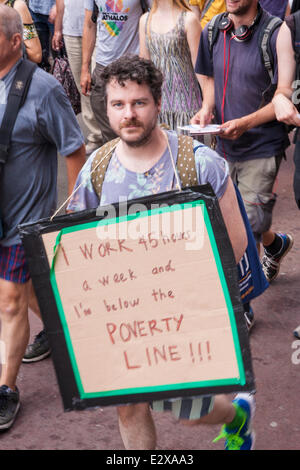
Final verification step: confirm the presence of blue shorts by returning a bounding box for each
[0,244,30,284]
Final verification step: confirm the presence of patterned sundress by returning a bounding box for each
[145,11,202,131]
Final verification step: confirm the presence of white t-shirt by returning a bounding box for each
[84,0,143,66]
[63,0,85,36]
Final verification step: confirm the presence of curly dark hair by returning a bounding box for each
[98,54,164,107]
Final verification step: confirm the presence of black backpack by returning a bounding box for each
[286,11,300,86]
[291,0,300,13]
[207,12,282,86]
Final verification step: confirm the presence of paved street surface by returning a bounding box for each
[0,134,299,451]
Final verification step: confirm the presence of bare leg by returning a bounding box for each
[117,403,157,450]
[181,395,236,426]
[262,230,275,247]
[28,280,42,319]
[0,279,30,389]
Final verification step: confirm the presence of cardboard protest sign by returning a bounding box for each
[19,186,254,411]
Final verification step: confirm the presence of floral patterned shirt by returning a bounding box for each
[67,131,229,212]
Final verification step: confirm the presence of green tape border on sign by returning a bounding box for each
[49,200,246,399]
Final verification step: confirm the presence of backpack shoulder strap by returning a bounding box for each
[258,15,282,82]
[91,138,120,199]
[200,0,215,21]
[176,135,198,188]
[0,59,37,168]
[140,0,149,13]
[207,12,227,55]
[91,0,99,23]
[91,134,199,201]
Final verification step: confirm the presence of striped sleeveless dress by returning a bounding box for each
[145,11,202,131]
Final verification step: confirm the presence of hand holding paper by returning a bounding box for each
[220,118,250,140]
[178,124,223,135]
[191,106,214,126]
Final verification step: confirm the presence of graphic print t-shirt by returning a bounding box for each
[85,0,143,66]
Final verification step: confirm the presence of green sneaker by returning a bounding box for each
[213,393,255,450]
[22,329,51,363]
[0,385,20,431]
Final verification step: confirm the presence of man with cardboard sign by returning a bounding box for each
[19,55,256,450]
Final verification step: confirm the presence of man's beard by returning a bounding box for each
[227,0,253,16]
[118,117,157,148]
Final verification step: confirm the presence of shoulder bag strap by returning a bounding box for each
[0,59,37,171]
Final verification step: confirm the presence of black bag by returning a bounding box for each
[291,0,300,13]
[286,10,300,208]
[52,47,81,115]
[286,11,300,119]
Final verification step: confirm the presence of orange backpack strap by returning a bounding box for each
[91,137,120,199]
[176,134,198,188]
[90,134,199,200]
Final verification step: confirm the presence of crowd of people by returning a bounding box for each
[0,0,299,451]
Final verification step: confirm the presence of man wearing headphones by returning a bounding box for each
[192,0,293,284]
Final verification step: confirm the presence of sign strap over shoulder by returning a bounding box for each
[175,134,198,188]
[91,137,121,199]
[90,134,199,200]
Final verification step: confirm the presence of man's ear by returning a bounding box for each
[11,33,22,53]
[157,96,162,113]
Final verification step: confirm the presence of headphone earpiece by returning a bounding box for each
[218,16,234,33]
[234,24,253,41]
[218,8,262,42]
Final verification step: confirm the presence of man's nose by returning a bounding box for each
[123,104,136,119]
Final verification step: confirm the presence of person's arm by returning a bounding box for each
[194,144,247,262]
[220,102,276,140]
[14,0,42,63]
[273,21,300,126]
[81,8,97,96]
[189,4,201,20]
[48,3,57,23]
[65,144,86,196]
[220,25,285,140]
[185,11,202,68]
[191,75,215,125]
[139,13,150,59]
[52,0,64,51]
[218,177,247,263]
[190,27,215,126]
